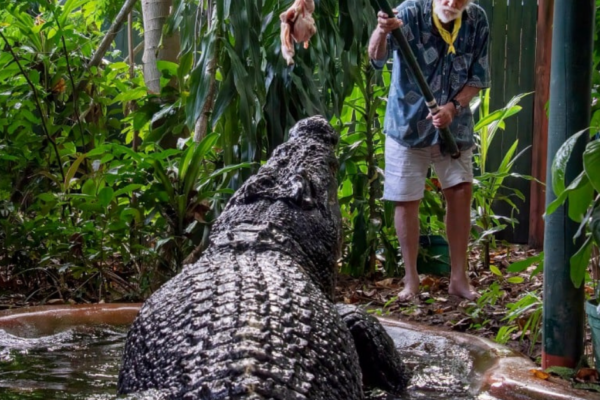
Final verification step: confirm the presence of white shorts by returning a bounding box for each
[383,136,474,202]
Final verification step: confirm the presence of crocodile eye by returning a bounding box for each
[289,173,316,209]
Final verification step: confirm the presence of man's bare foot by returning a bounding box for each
[448,282,479,300]
[397,279,420,302]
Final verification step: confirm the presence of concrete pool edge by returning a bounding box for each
[0,303,143,337]
[378,317,600,400]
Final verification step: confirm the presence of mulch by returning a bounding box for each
[334,244,595,365]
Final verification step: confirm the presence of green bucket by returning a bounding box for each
[417,235,451,276]
[585,300,600,370]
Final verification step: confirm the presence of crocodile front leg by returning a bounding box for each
[336,304,411,395]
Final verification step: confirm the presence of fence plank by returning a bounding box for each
[496,0,526,243]
[517,0,538,241]
[489,0,508,111]
[496,0,537,243]
[474,0,538,244]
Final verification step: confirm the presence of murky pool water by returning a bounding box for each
[0,325,127,399]
[0,323,489,399]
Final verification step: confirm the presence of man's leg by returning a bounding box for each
[395,200,421,301]
[383,137,430,301]
[443,182,477,300]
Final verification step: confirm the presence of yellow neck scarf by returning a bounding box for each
[432,2,462,54]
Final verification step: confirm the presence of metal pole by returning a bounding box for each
[374,0,460,159]
[542,0,595,369]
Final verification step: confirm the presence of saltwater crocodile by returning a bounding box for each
[118,116,409,399]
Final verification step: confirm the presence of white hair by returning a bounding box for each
[433,0,472,23]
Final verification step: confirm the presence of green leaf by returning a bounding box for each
[567,179,594,223]
[490,140,520,196]
[0,52,12,68]
[108,62,129,72]
[507,252,544,273]
[545,171,588,216]
[185,35,217,129]
[112,144,143,163]
[591,205,600,246]
[19,108,40,124]
[86,145,110,157]
[583,139,600,193]
[150,103,177,125]
[61,0,88,19]
[185,220,199,234]
[81,179,96,196]
[211,71,237,124]
[75,202,103,213]
[507,276,524,284]
[155,237,173,251]
[551,129,588,197]
[530,261,544,277]
[109,220,128,233]
[153,161,174,199]
[38,192,56,202]
[490,265,503,276]
[572,383,600,393]
[0,66,21,83]
[179,142,197,182]
[157,60,179,77]
[133,109,152,131]
[181,132,219,198]
[114,87,147,103]
[544,366,575,380]
[120,208,141,223]
[474,109,505,131]
[64,154,87,191]
[97,187,114,207]
[216,0,232,21]
[208,162,253,179]
[573,207,593,241]
[0,154,19,161]
[570,236,593,288]
[114,184,143,198]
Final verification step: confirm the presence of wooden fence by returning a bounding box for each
[476,0,539,244]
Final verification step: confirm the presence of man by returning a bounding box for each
[368,0,490,300]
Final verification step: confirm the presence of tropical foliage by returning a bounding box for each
[546,129,600,290]
[471,90,533,269]
[0,0,534,304]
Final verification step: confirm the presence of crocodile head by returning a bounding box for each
[209,115,341,299]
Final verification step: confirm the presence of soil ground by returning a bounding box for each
[334,244,594,367]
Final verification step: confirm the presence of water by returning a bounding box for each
[0,325,127,399]
[380,327,482,400]
[0,323,490,399]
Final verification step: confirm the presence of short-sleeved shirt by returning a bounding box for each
[371,0,490,150]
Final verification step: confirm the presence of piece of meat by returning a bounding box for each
[279,0,317,65]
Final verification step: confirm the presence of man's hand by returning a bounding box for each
[376,10,402,34]
[427,103,456,129]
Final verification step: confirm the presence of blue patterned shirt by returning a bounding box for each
[371,0,490,150]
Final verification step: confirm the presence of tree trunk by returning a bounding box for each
[141,0,180,93]
[193,42,219,142]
